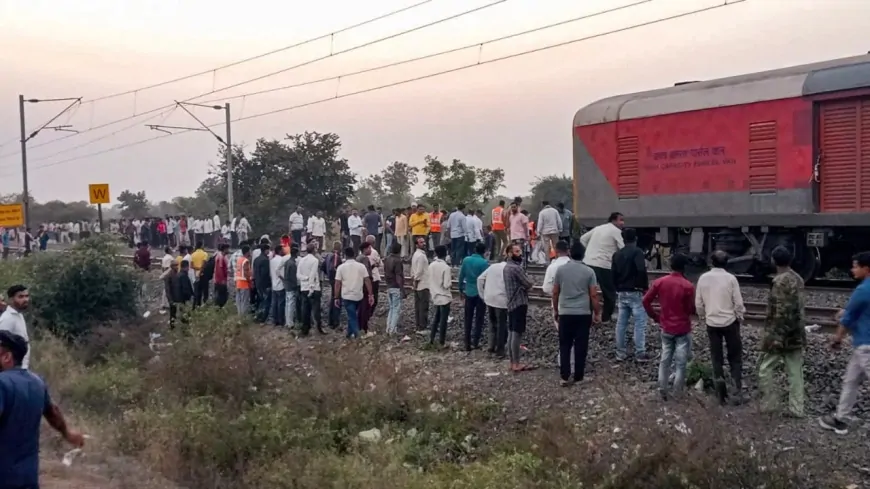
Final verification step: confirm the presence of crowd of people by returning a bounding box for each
[4,203,870,488]
[4,198,870,487]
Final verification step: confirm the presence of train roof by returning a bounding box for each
[574,54,870,127]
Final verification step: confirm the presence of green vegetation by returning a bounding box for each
[0,239,834,489]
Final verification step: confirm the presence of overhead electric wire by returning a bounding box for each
[26,108,176,163]
[4,0,745,177]
[82,0,435,104]
[0,0,506,161]
[198,0,651,105]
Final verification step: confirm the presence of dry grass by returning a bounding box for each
[27,304,837,489]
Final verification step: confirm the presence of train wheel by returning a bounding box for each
[793,244,820,283]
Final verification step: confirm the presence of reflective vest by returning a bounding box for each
[234,256,250,289]
[430,212,442,232]
[491,207,505,231]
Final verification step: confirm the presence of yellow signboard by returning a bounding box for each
[0,203,24,227]
[89,183,111,205]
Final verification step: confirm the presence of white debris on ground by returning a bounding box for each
[358,428,382,443]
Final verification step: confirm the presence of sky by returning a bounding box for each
[1,0,869,204]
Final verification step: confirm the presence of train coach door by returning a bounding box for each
[818,97,870,213]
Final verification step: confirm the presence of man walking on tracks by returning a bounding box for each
[696,250,746,405]
[611,228,650,362]
[758,246,806,418]
[580,212,625,323]
[820,251,870,434]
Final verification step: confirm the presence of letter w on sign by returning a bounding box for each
[88,184,111,205]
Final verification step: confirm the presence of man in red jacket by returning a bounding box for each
[643,253,695,400]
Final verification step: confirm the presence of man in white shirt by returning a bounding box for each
[306,211,327,252]
[160,247,175,310]
[579,212,625,322]
[237,214,251,244]
[334,246,374,339]
[542,240,570,296]
[410,236,430,331]
[203,216,214,249]
[536,201,563,264]
[477,258,508,357]
[289,206,305,246]
[696,250,746,405]
[297,242,324,335]
[348,209,363,251]
[0,285,31,369]
[365,235,383,311]
[464,209,483,258]
[211,211,222,249]
[269,246,289,327]
[427,245,452,346]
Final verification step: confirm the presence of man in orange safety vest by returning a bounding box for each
[491,200,506,262]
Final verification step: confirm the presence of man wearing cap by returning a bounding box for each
[0,285,30,370]
[0,330,85,487]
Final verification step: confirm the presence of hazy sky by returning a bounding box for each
[1,0,869,204]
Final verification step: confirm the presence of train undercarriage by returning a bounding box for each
[637,226,866,282]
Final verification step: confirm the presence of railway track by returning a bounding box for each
[6,249,843,328]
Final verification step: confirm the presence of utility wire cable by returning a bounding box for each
[6,0,745,176]
[82,0,434,104]
[198,0,651,105]
[3,0,634,165]
[0,0,506,160]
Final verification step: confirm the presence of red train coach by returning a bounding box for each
[573,53,870,281]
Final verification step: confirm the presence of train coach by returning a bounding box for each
[573,53,870,282]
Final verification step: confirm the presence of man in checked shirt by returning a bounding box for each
[504,242,535,372]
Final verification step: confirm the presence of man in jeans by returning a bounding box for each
[643,253,695,400]
[611,228,650,362]
[458,242,490,350]
[446,204,467,267]
[758,246,806,417]
[820,251,870,434]
[696,250,746,405]
[383,242,405,335]
[334,247,374,339]
[428,245,452,347]
[551,242,601,386]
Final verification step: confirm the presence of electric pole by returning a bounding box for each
[18,95,29,230]
[225,103,233,221]
[18,95,81,230]
[147,101,234,221]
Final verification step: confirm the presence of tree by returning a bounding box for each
[419,156,504,210]
[116,190,151,218]
[380,161,418,209]
[203,132,357,234]
[527,174,574,219]
[351,177,383,211]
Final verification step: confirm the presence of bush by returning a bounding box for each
[36,309,832,489]
[13,248,837,489]
[0,235,140,339]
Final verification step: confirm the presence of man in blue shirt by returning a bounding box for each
[820,251,870,435]
[446,204,467,268]
[458,242,490,351]
[1,228,10,260]
[0,331,84,488]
